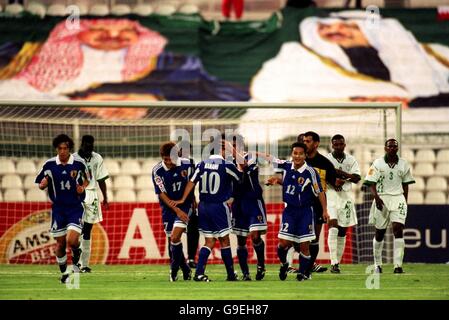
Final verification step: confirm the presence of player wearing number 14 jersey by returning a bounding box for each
[35,134,90,283]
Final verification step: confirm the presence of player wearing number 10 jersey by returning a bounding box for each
[176,138,243,282]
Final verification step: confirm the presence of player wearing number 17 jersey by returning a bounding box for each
[176,138,243,282]
[152,142,195,282]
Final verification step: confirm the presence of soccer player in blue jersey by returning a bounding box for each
[230,134,267,281]
[265,142,329,281]
[152,142,194,282]
[35,134,90,283]
[175,137,243,282]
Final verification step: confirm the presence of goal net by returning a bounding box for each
[0,101,401,266]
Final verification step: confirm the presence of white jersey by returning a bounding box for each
[364,156,415,196]
[73,151,109,191]
[326,152,361,192]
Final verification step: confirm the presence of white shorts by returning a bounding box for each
[82,190,103,224]
[369,194,407,229]
[327,190,357,227]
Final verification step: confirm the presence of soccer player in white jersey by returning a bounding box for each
[363,139,415,274]
[326,134,361,273]
[73,135,109,273]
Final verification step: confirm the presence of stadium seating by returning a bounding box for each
[435,163,449,177]
[137,189,159,202]
[154,3,177,15]
[0,159,15,174]
[141,159,160,174]
[23,175,37,190]
[113,176,135,190]
[136,175,153,190]
[26,189,47,202]
[178,4,199,15]
[426,177,448,192]
[5,3,24,15]
[16,160,37,175]
[408,191,424,204]
[412,177,425,191]
[89,4,109,16]
[413,163,435,177]
[415,149,436,163]
[401,148,415,164]
[47,4,66,16]
[26,2,46,18]
[111,4,132,15]
[4,189,25,202]
[120,159,142,176]
[132,4,154,16]
[114,189,137,202]
[436,149,449,163]
[424,191,447,205]
[103,159,121,176]
[1,174,23,189]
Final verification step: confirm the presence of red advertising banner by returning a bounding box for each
[0,202,353,264]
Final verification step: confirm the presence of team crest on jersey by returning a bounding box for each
[181,170,188,177]
[297,177,305,185]
[70,170,78,178]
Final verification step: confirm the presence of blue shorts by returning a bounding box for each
[232,198,267,236]
[198,201,232,238]
[50,203,84,238]
[162,204,191,237]
[278,205,316,243]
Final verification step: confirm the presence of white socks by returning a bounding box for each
[328,227,338,265]
[337,236,346,263]
[373,238,384,267]
[393,238,405,268]
[80,239,91,268]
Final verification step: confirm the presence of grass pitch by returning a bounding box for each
[0,264,448,300]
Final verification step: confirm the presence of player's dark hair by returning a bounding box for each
[160,141,177,157]
[81,135,95,145]
[291,142,307,153]
[297,133,305,143]
[385,138,398,146]
[331,134,345,142]
[53,134,74,150]
[304,131,320,142]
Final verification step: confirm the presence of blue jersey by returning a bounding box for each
[35,154,89,206]
[152,157,195,210]
[191,155,242,203]
[233,153,263,200]
[274,159,323,208]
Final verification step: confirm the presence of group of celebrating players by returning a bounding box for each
[36,131,414,283]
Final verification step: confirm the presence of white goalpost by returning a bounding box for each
[0,101,401,265]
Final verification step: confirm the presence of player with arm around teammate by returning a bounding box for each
[264,142,329,281]
[152,142,194,282]
[230,134,268,281]
[36,134,89,283]
[325,134,361,273]
[363,138,415,274]
[73,135,109,273]
[175,137,243,282]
